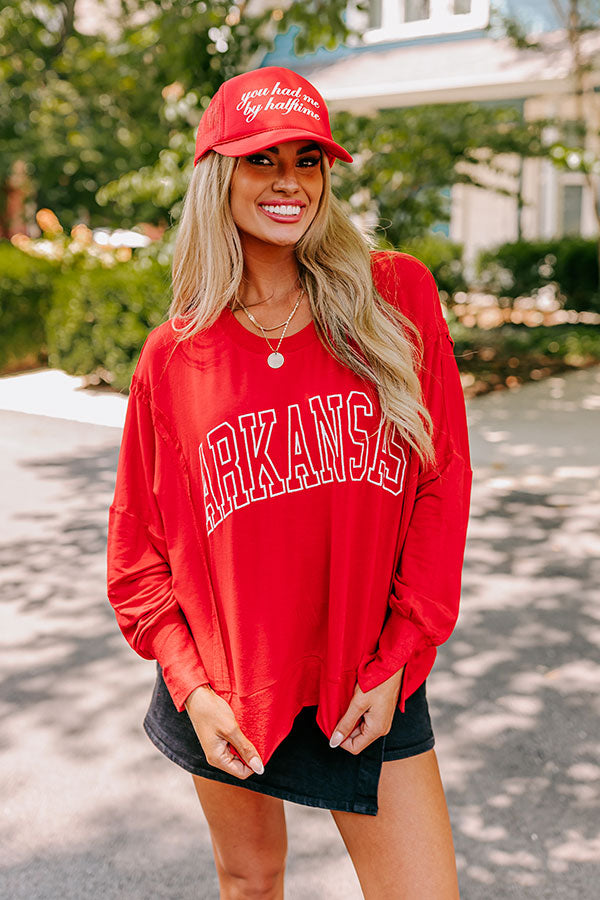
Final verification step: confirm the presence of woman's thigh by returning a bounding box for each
[191,774,288,884]
[330,748,460,900]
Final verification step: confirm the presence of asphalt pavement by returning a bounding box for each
[1,364,598,899]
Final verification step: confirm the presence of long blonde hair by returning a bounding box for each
[169,150,435,468]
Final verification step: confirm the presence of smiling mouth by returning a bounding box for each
[258,203,304,218]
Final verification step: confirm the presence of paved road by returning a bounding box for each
[1,365,599,899]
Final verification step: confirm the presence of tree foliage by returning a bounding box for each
[489,2,600,207]
[1,0,572,245]
[0,0,354,229]
[330,102,548,246]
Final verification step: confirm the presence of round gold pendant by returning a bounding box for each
[267,352,284,368]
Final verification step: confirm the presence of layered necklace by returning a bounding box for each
[233,279,307,369]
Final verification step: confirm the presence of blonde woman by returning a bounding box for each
[107,66,473,899]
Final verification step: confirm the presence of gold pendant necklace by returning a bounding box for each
[236,287,306,368]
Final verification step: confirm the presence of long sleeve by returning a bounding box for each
[106,372,210,712]
[357,267,473,698]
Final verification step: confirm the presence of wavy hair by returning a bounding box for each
[169,149,435,468]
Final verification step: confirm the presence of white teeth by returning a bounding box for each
[260,204,302,216]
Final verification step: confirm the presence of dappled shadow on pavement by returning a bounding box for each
[0,430,144,748]
[0,816,350,900]
[0,410,359,899]
[429,366,600,898]
[1,366,599,898]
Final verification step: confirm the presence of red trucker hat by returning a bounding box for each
[194,66,353,168]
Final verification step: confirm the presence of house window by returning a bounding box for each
[403,1,430,23]
[561,183,583,236]
[362,0,489,42]
[368,0,383,28]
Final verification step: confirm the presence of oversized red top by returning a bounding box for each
[106,251,473,766]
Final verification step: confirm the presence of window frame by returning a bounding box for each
[363,0,491,44]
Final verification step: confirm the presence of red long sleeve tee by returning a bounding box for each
[106,251,473,766]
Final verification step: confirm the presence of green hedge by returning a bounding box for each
[399,233,467,301]
[0,240,173,384]
[0,242,57,369]
[447,314,600,392]
[46,258,172,392]
[3,234,598,396]
[3,235,467,385]
[476,238,600,313]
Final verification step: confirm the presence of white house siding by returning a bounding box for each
[451,182,518,271]
[449,150,522,269]
[297,24,600,259]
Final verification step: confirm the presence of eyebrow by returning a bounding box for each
[262,143,321,154]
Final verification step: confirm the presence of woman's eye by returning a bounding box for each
[245,154,321,167]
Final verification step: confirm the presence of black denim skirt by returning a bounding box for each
[143,661,435,816]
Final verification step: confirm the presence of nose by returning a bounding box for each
[272,159,301,194]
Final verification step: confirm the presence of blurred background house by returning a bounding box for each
[259,0,600,267]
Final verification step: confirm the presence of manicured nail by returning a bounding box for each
[329,730,344,748]
[249,756,264,775]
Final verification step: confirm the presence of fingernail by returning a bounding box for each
[249,756,264,775]
[329,730,344,748]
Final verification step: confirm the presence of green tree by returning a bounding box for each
[330,102,547,248]
[0,0,357,232]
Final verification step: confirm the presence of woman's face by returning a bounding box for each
[228,140,324,249]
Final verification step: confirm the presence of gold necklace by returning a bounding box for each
[236,288,306,368]
[232,279,301,328]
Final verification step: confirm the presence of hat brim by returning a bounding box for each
[202,129,353,165]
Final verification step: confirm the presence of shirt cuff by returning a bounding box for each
[150,619,211,712]
[356,611,428,695]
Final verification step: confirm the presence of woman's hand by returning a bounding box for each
[184,684,265,780]
[329,666,405,755]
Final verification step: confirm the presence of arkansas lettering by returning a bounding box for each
[199,390,408,535]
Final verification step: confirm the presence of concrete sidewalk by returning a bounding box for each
[1,365,599,899]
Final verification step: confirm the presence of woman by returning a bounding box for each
[107,65,473,898]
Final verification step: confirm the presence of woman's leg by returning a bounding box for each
[191,774,288,900]
[330,748,460,899]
